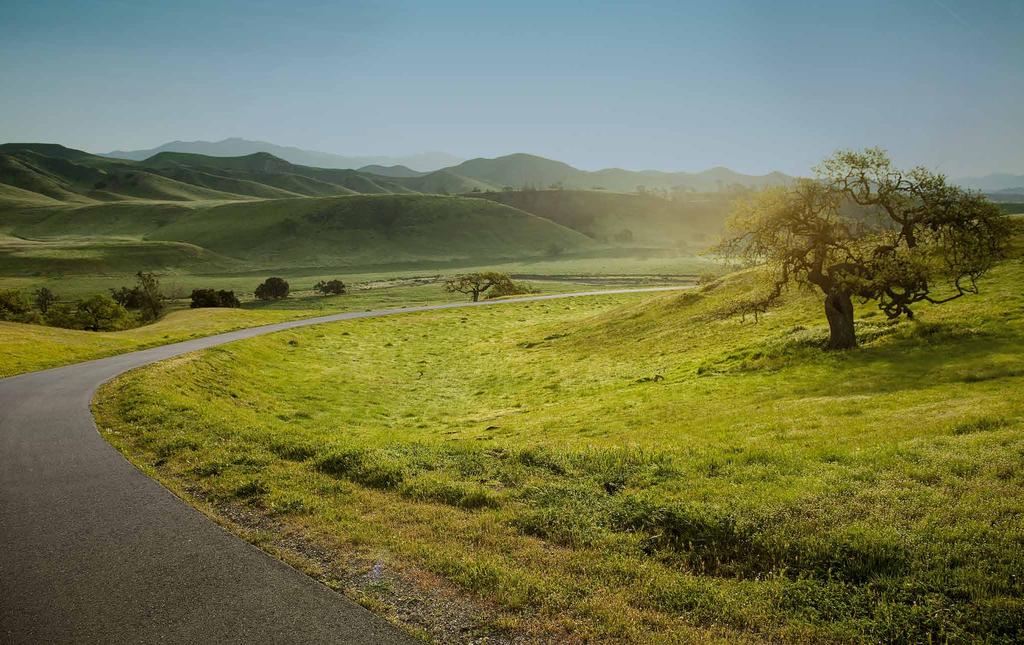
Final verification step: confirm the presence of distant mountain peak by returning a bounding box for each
[100,138,463,172]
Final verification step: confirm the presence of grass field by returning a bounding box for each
[0,279,661,377]
[94,250,1024,642]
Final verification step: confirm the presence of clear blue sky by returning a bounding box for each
[1,0,1021,176]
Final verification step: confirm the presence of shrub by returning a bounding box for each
[314,279,346,296]
[73,294,133,331]
[108,272,163,321]
[135,271,164,321]
[485,278,537,299]
[0,289,40,323]
[190,289,241,308]
[33,287,56,314]
[110,286,144,309]
[44,302,84,329]
[255,277,289,300]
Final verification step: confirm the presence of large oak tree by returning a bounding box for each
[714,148,1010,349]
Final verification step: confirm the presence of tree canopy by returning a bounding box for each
[713,148,1010,349]
[314,279,346,296]
[255,277,290,300]
[190,289,240,308]
[444,272,518,302]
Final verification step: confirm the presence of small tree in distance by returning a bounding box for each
[135,271,164,321]
[444,272,522,302]
[75,294,132,331]
[255,277,290,300]
[314,279,346,296]
[33,287,56,314]
[110,272,164,321]
[713,148,1010,349]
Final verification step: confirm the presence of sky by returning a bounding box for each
[1,0,1021,177]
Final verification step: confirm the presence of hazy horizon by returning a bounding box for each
[2,0,1022,176]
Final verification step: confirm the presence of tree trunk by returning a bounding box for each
[471,290,480,302]
[824,291,856,350]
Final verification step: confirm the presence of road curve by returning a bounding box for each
[0,287,685,644]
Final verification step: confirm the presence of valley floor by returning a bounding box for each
[94,257,1024,642]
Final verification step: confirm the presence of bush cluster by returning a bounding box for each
[2,272,163,332]
[314,279,346,295]
[190,289,240,308]
[1,288,132,331]
[254,277,290,300]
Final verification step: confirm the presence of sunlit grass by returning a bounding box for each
[0,279,673,377]
[94,252,1024,641]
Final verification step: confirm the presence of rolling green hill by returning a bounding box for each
[145,194,594,266]
[478,189,733,250]
[0,143,733,289]
[2,194,595,273]
[94,243,1024,642]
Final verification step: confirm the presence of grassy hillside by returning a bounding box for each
[0,235,243,276]
[1,194,595,271]
[0,279,626,377]
[448,153,791,192]
[0,308,300,378]
[0,144,790,205]
[0,143,732,309]
[478,188,732,250]
[94,247,1024,642]
[148,195,594,266]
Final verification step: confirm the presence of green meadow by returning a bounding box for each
[0,278,640,377]
[94,246,1024,642]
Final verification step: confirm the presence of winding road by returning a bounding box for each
[0,287,683,644]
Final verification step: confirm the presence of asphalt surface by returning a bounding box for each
[0,287,684,644]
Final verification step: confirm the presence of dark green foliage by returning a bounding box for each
[110,285,144,309]
[32,286,56,314]
[189,288,240,308]
[74,294,133,331]
[135,271,164,321]
[254,277,289,300]
[57,294,132,331]
[314,279,346,296]
[0,289,39,323]
[108,272,163,321]
[43,303,83,329]
[43,295,133,331]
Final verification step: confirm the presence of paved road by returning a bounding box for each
[0,287,684,644]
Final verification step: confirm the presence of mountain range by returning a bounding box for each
[1,143,794,204]
[100,137,1023,196]
[3,141,1017,275]
[102,138,464,173]
[0,142,743,272]
[96,138,793,192]
[953,173,1024,193]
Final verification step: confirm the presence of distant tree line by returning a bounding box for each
[1,273,357,333]
[0,271,165,331]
